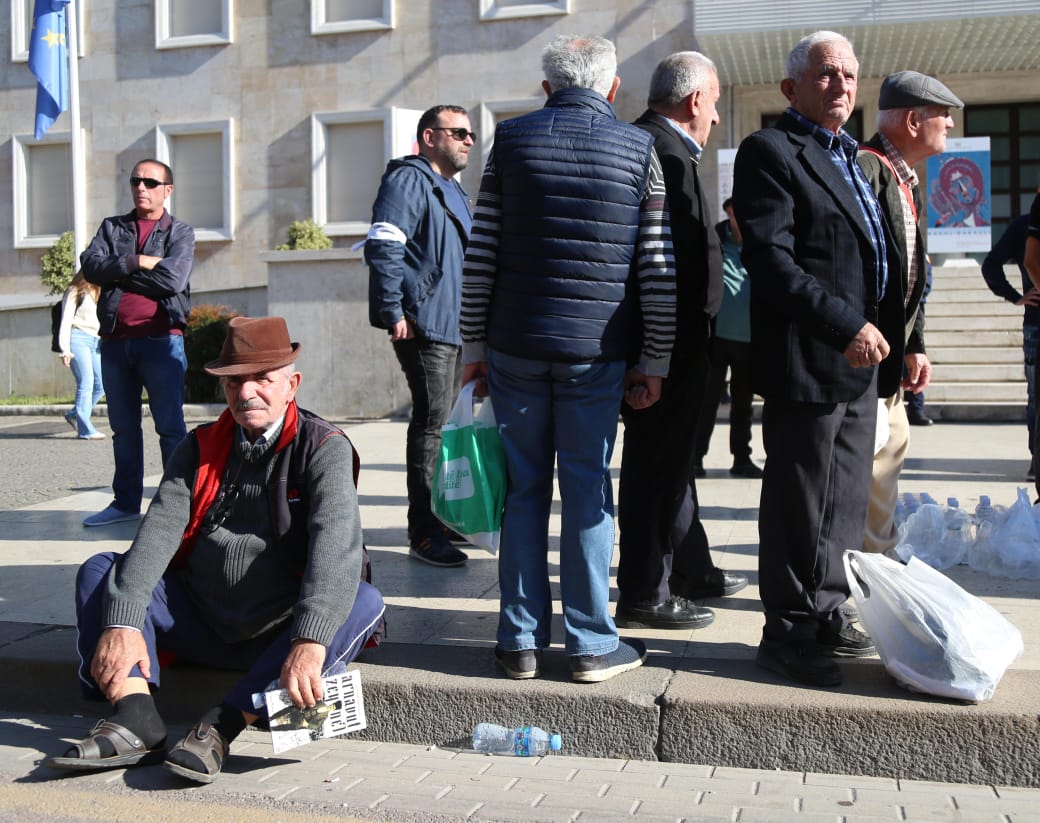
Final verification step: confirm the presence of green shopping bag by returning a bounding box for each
[432,381,506,554]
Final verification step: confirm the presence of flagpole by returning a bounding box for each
[64,0,86,271]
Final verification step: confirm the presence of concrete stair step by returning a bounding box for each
[927,287,1012,303]
[929,364,1025,381]
[929,346,1024,364]
[926,302,1022,317]
[922,382,1027,402]
[925,314,1020,330]
[927,329,1022,346]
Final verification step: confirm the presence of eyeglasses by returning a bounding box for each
[201,482,241,535]
[430,127,476,142]
[129,176,169,189]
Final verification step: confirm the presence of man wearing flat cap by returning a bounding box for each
[857,70,963,557]
[48,316,386,784]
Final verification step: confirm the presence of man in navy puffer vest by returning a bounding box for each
[462,35,677,684]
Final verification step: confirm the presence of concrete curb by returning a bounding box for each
[3,624,1035,787]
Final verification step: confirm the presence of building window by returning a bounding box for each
[156,0,233,49]
[13,0,85,62]
[311,0,393,34]
[965,102,1040,229]
[311,108,422,236]
[12,133,72,247]
[479,0,569,21]
[156,120,235,241]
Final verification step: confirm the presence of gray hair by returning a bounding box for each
[785,30,855,81]
[648,51,717,108]
[541,35,617,97]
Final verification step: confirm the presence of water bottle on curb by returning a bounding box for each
[472,723,562,756]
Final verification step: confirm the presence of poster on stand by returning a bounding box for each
[926,137,992,253]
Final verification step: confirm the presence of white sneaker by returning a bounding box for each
[79,432,107,440]
[83,505,140,527]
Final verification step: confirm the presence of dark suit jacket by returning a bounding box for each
[633,110,722,363]
[857,134,927,368]
[732,111,904,402]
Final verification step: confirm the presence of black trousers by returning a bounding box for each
[757,372,877,644]
[617,346,714,605]
[695,336,755,461]
[392,336,461,541]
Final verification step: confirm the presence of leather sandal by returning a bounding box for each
[163,721,229,784]
[46,719,166,770]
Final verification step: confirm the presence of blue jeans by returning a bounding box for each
[488,349,626,657]
[67,328,104,437]
[100,335,188,513]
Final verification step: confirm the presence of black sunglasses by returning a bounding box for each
[430,127,476,142]
[129,176,169,189]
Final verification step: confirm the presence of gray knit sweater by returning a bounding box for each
[102,419,362,648]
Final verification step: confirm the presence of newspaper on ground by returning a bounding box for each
[262,669,366,754]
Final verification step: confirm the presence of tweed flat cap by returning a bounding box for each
[879,71,963,110]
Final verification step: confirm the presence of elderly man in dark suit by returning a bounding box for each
[616,51,747,631]
[732,31,903,687]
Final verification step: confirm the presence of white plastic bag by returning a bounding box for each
[844,550,1023,702]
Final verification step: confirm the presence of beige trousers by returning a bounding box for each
[864,393,910,554]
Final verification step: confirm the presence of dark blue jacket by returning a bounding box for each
[982,215,1036,328]
[80,209,194,334]
[486,88,654,363]
[366,155,470,346]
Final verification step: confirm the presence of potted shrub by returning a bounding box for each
[41,231,76,295]
[184,304,240,403]
[276,218,332,251]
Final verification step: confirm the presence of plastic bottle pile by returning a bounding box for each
[893,489,1040,579]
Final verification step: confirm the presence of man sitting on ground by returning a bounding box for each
[48,316,385,783]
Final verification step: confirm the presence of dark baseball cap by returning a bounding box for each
[878,71,963,110]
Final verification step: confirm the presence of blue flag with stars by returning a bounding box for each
[28,0,71,140]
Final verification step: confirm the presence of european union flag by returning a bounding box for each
[28,0,71,140]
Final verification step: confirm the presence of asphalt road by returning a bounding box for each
[0,414,209,510]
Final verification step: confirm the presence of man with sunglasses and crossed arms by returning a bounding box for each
[80,159,194,527]
[48,316,385,784]
[365,105,474,567]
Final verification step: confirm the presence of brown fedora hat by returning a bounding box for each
[204,316,302,376]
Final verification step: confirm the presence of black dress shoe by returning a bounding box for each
[729,459,764,479]
[673,568,748,600]
[907,410,933,426]
[756,637,842,687]
[615,596,715,630]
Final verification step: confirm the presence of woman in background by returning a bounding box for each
[58,273,105,440]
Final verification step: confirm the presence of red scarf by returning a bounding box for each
[170,401,300,570]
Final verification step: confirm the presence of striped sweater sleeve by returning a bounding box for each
[634,148,677,376]
[460,151,500,365]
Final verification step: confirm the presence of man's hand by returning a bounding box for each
[902,353,932,394]
[137,255,162,271]
[624,369,662,410]
[90,627,150,702]
[843,322,890,368]
[389,318,414,342]
[280,639,327,709]
[1015,288,1040,307]
[461,361,489,397]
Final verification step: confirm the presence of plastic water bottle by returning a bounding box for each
[943,497,972,565]
[472,723,562,756]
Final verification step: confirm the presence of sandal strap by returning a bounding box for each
[74,720,149,760]
[172,722,228,775]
